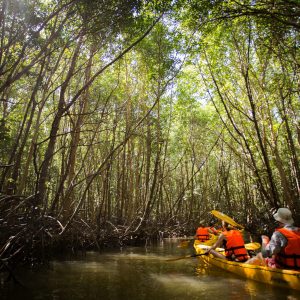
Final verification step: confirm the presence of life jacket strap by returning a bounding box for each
[226,245,248,262]
[277,253,300,258]
[276,253,300,269]
[197,234,209,241]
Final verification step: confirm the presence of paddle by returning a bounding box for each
[165,253,209,261]
[167,245,226,261]
[196,242,260,251]
[179,239,260,251]
[245,242,261,251]
[177,211,260,257]
[211,210,244,229]
[210,210,261,250]
[167,241,261,262]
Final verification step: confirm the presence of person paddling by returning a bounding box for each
[205,221,249,262]
[195,221,213,242]
[247,208,300,269]
[208,220,220,235]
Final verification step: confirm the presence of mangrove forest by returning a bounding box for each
[0,0,300,268]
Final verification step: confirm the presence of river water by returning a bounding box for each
[0,238,299,300]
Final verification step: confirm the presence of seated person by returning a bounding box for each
[206,221,249,262]
[195,221,213,242]
[247,207,300,269]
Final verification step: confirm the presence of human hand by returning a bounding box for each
[261,235,269,245]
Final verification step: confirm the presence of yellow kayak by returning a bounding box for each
[194,234,218,246]
[194,241,300,291]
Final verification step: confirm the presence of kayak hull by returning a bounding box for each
[194,242,300,290]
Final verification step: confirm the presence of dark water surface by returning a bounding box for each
[0,239,299,300]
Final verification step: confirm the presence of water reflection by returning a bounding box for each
[0,239,299,300]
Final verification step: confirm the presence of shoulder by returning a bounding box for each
[271,230,288,245]
[286,225,299,231]
[272,231,284,238]
[276,226,298,234]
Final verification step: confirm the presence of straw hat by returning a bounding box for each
[273,208,294,225]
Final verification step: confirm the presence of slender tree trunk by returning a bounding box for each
[8,58,47,193]
[18,45,67,195]
[36,36,82,207]
[201,58,271,206]
[243,69,280,208]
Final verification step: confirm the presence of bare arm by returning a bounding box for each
[210,234,225,250]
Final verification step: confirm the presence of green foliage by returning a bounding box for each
[1,0,300,240]
[75,0,142,36]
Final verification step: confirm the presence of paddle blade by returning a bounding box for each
[166,254,195,261]
[166,253,205,262]
[211,210,244,229]
[245,242,261,251]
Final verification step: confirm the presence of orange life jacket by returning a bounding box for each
[196,227,210,242]
[223,230,248,262]
[275,227,300,270]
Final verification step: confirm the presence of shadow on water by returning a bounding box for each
[0,238,299,300]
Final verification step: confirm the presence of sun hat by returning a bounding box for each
[273,208,294,225]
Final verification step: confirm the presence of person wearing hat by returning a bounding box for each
[247,208,300,268]
[260,207,300,269]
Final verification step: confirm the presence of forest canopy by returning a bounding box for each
[0,0,299,263]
